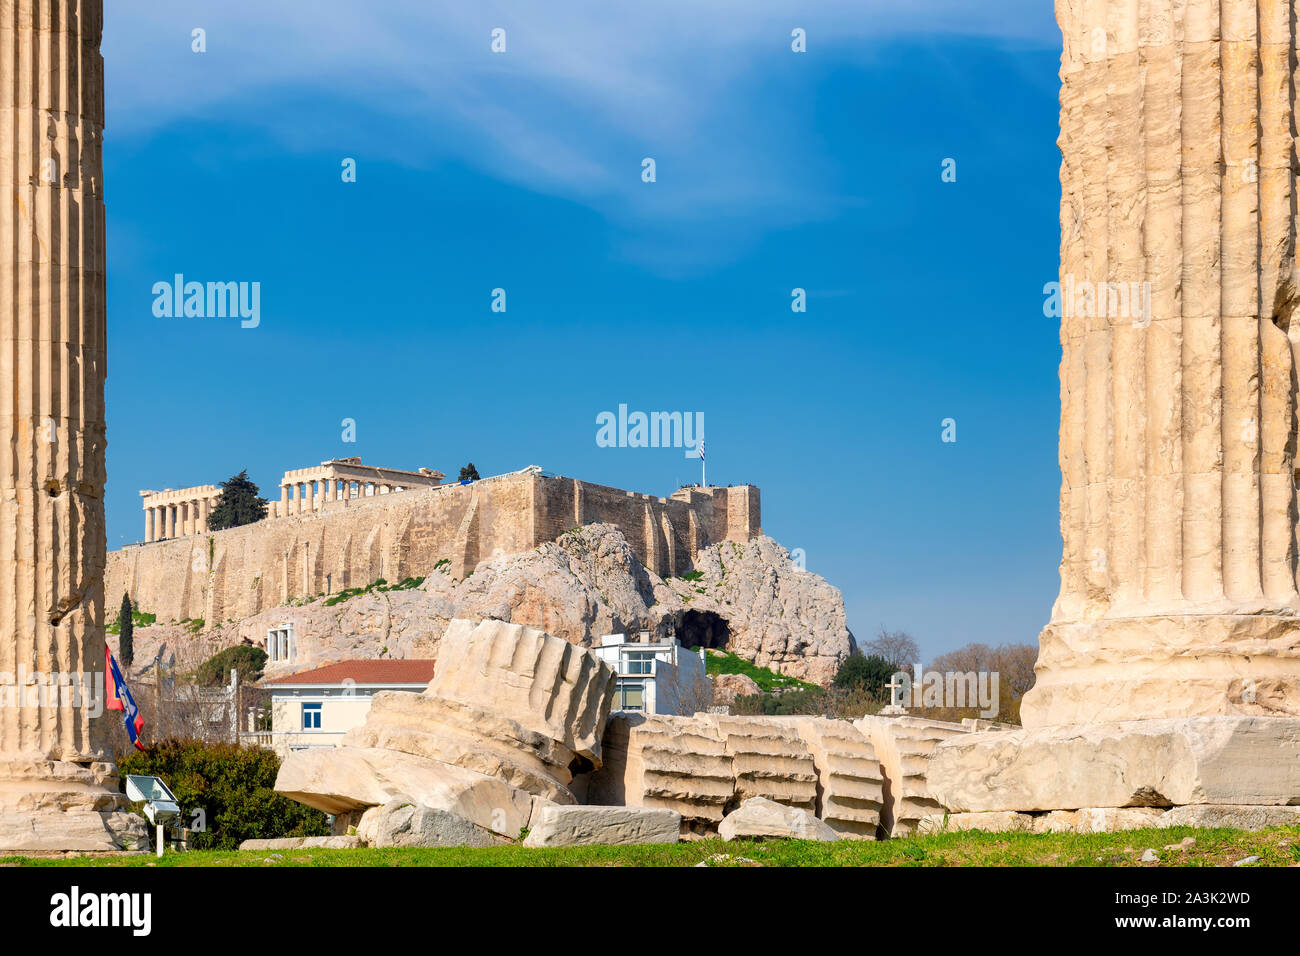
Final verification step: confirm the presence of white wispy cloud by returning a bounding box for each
[104,1,1056,269]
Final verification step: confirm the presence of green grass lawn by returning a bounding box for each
[7,825,1299,867]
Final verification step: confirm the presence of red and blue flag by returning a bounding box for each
[105,646,145,750]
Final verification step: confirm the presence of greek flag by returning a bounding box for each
[105,646,145,750]
[698,439,705,461]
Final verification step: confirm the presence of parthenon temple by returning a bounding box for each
[140,458,446,542]
[139,486,221,541]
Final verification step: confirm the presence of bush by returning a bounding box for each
[833,653,896,695]
[731,682,887,720]
[118,740,330,849]
[193,645,268,687]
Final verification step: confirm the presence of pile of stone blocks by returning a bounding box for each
[587,713,902,838]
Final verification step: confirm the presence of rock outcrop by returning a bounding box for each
[711,672,761,705]
[655,536,855,683]
[117,524,853,685]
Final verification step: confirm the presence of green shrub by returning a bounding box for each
[193,645,268,687]
[833,653,896,695]
[107,605,156,635]
[118,740,330,849]
[323,576,424,606]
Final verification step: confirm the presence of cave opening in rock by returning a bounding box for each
[677,610,731,651]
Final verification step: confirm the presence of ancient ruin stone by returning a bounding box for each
[921,0,1300,828]
[277,619,617,832]
[856,716,973,837]
[589,714,735,832]
[703,715,818,812]
[357,800,508,848]
[591,713,888,839]
[718,797,838,842]
[342,619,616,802]
[779,716,884,839]
[929,717,1300,813]
[274,746,534,836]
[522,805,682,848]
[0,0,147,853]
[1021,0,1300,727]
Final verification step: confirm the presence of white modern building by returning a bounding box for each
[254,659,436,756]
[591,632,712,716]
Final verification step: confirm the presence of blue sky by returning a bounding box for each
[101,2,1063,660]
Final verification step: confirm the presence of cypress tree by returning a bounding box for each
[119,592,135,666]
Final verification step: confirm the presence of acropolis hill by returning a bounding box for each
[106,461,761,626]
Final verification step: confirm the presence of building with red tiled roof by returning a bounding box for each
[255,659,436,757]
[264,659,436,687]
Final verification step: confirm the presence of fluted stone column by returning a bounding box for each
[1018,0,1300,727]
[0,0,146,852]
[144,507,153,543]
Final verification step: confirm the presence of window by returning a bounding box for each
[624,651,656,675]
[267,626,293,663]
[614,679,645,712]
[302,702,322,730]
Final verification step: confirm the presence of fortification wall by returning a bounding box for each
[105,472,760,625]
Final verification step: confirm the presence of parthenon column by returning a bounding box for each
[144,507,154,543]
[0,0,146,851]
[1020,0,1300,726]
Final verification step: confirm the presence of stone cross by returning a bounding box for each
[879,673,909,716]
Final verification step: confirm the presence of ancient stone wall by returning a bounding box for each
[106,472,760,625]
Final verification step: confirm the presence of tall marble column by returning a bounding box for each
[1021,0,1300,726]
[0,0,146,851]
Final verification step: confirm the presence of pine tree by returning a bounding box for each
[458,462,481,482]
[119,592,135,666]
[206,470,268,531]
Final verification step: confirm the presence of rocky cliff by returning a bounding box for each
[115,524,855,684]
